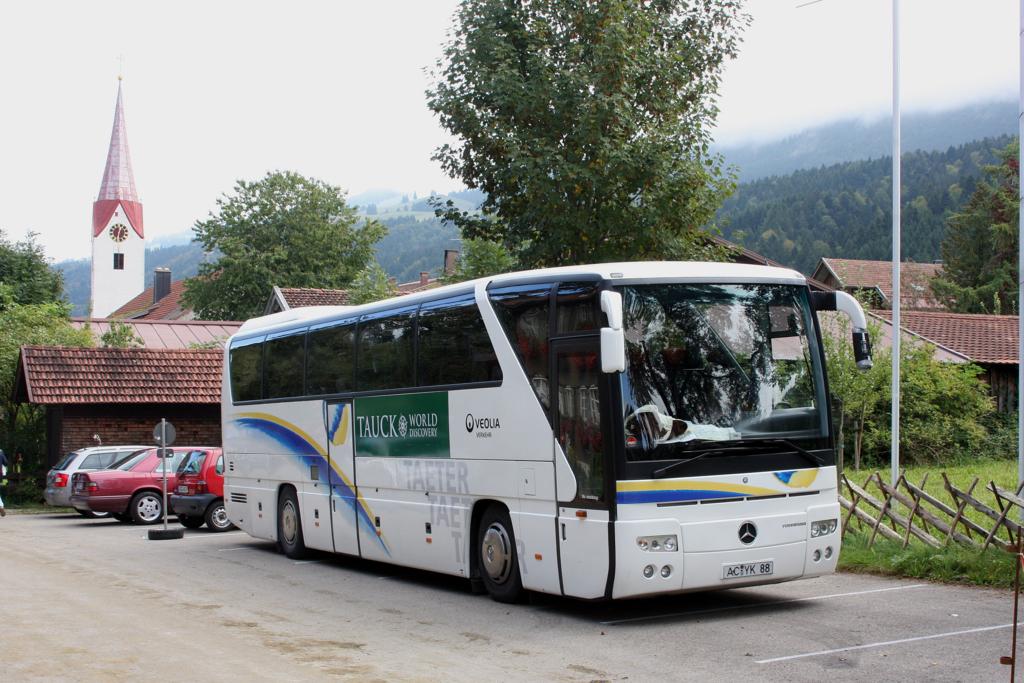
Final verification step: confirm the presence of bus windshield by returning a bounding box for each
[619,283,827,462]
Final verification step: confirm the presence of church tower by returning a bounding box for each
[91,77,145,318]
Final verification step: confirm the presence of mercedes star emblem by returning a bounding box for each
[738,522,757,545]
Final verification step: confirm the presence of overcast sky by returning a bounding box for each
[0,0,1017,262]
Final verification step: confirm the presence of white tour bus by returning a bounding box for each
[223,262,872,602]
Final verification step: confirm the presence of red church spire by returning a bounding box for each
[93,78,144,238]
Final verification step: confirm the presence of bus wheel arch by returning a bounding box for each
[473,501,525,603]
[276,484,309,559]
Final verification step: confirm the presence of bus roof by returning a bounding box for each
[232,261,806,341]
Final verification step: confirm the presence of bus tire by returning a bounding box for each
[277,487,308,559]
[477,504,524,603]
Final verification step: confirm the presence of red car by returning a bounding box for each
[169,448,232,532]
[70,447,214,524]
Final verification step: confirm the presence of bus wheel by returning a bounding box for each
[477,505,524,603]
[277,487,308,559]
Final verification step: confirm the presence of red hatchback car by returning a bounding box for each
[169,448,232,532]
[70,447,214,524]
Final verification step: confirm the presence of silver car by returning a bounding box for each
[45,446,148,516]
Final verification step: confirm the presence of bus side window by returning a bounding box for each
[489,284,552,410]
[229,338,264,403]
[306,322,356,395]
[418,295,502,386]
[264,331,306,398]
[357,306,417,391]
[556,282,600,334]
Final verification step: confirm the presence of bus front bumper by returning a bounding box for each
[611,503,841,599]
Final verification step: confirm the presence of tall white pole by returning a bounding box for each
[891,0,902,489]
[1017,0,1023,495]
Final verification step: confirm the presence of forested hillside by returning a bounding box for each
[716,100,1016,181]
[55,132,1013,313]
[716,135,1015,275]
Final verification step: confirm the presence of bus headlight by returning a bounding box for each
[810,519,838,537]
[637,535,678,552]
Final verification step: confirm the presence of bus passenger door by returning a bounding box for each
[552,340,612,599]
[325,401,359,555]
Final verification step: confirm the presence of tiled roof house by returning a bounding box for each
[873,310,1018,411]
[14,346,224,464]
[812,258,944,310]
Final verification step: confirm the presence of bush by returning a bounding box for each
[825,313,997,469]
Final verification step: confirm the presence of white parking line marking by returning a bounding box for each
[217,546,257,552]
[601,584,927,625]
[756,623,1018,664]
[292,560,321,565]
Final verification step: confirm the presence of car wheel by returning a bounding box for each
[477,504,524,603]
[178,514,204,529]
[76,509,112,519]
[277,487,308,559]
[129,491,163,525]
[205,500,235,532]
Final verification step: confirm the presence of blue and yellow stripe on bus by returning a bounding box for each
[233,410,390,555]
[616,469,818,505]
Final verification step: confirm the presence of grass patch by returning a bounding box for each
[839,459,1024,587]
[844,458,1019,531]
[840,530,1018,588]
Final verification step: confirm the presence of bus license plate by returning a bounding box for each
[722,560,774,580]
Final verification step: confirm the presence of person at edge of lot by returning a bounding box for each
[0,448,8,516]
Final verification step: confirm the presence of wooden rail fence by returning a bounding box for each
[840,471,1024,552]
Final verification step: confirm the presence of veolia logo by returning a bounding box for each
[466,414,501,433]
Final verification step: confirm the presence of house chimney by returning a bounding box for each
[153,268,171,304]
[420,271,430,285]
[443,249,459,275]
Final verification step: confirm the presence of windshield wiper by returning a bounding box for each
[735,438,825,467]
[651,442,753,478]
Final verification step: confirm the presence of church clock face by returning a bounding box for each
[109,223,129,243]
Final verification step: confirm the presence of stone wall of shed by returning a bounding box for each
[52,404,221,465]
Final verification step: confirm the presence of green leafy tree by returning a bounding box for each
[99,321,143,348]
[442,238,517,284]
[0,288,94,501]
[427,0,749,267]
[825,310,995,469]
[0,231,64,307]
[347,261,398,305]
[931,141,1019,314]
[822,313,888,471]
[183,171,386,320]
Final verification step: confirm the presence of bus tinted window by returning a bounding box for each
[357,307,416,390]
[556,282,600,334]
[418,296,502,386]
[306,323,356,395]
[264,333,306,398]
[489,284,552,410]
[230,340,263,402]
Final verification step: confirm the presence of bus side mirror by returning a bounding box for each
[811,290,873,371]
[600,290,626,373]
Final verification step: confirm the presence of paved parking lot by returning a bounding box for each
[3,512,1020,681]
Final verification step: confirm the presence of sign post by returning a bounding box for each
[148,419,183,541]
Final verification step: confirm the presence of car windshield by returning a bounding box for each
[113,450,151,470]
[619,283,826,462]
[176,450,207,475]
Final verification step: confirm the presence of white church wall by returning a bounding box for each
[90,204,145,317]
